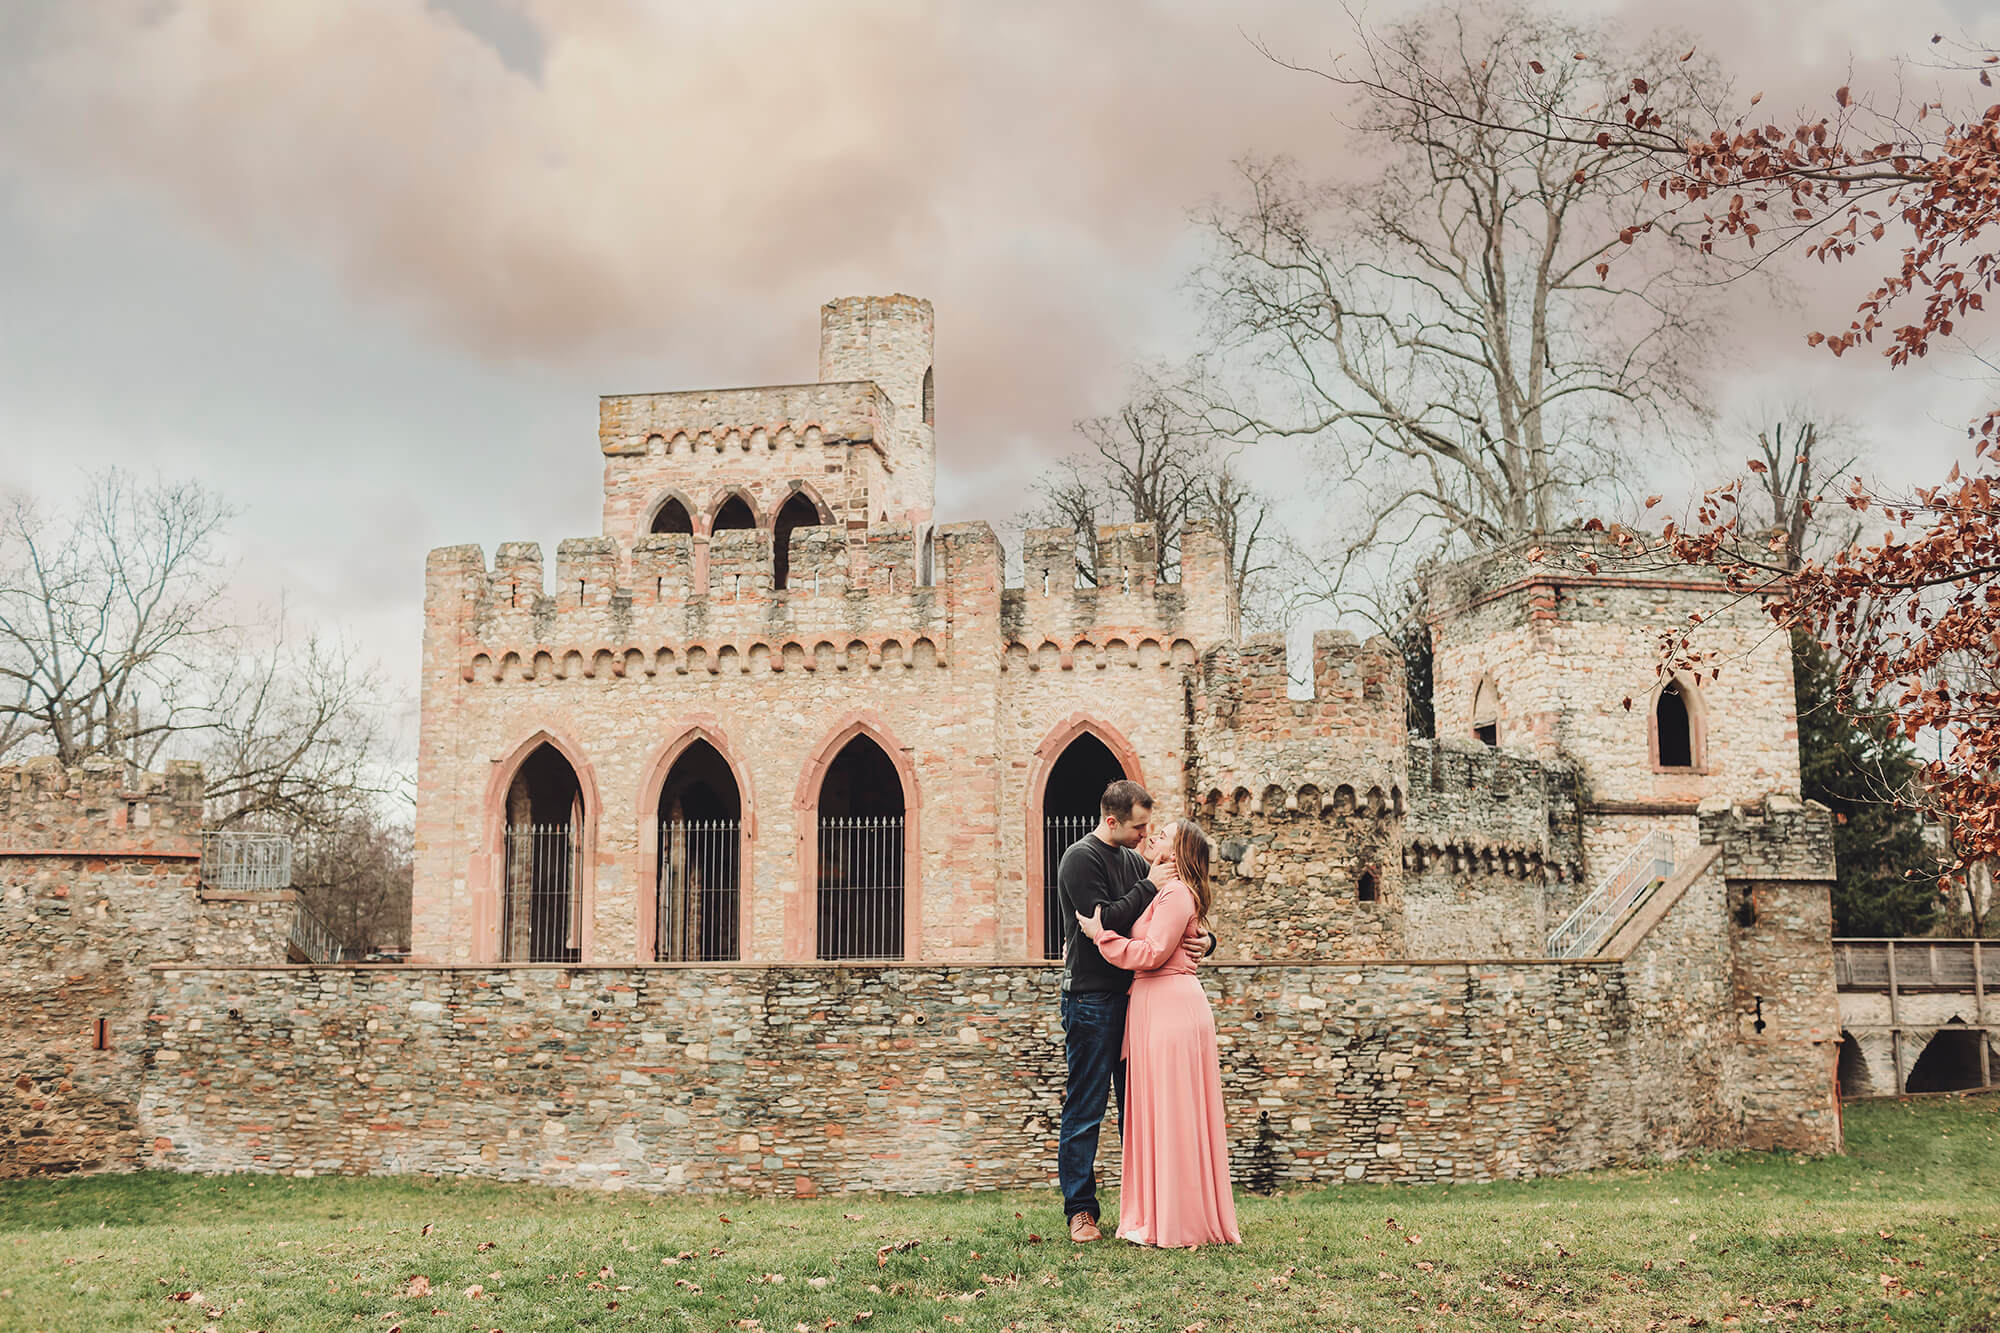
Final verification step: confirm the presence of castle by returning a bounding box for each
[2,297,1844,1193]
[411,295,1806,971]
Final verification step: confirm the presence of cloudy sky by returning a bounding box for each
[4,0,1997,745]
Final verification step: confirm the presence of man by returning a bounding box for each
[1054,779,1204,1243]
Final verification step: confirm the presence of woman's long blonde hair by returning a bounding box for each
[1170,819,1213,929]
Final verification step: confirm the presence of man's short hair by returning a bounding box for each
[1100,779,1153,822]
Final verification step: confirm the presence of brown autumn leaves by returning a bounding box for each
[1483,36,2000,883]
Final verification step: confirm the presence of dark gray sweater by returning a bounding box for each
[1055,834,1157,994]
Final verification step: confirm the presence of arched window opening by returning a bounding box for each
[816,735,905,960]
[502,744,583,963]
[656,740,741,962]
[1357,868,1380,902]
[917,527,937,587]
[1836,1031,1873,1100]
[1905,1024,1986,1094]
[1656,679,1695,768]
[650,496,693,536]
[1471,676,1500,747]
[772,490,824,591]
[921,366,935,426]
[711,493,756,533]
[1038,732,1129,960]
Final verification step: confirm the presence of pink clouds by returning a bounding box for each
[2,0,1994,510]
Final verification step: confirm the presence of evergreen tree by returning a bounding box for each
[1792,631,1938,936]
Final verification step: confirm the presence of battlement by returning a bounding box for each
[1401,738,1579,854]
[1698,793,1837,881]
[1425,532,1737,625]
[1195,629,1403,731]
[425,521,1012,684]
[998,521,1234,663]
[1187,630,1406,809]
[0,756,205,856]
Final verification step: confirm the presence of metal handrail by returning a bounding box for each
[1546,828,1676,958]
[287,897,345,964]
[200,830,294,891]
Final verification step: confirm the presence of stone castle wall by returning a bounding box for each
[0,758,293,1178]
[137,881,1814,1198]
[3,762,1842,1191]
[413,508,1235,966]
[1427,537,1801,881]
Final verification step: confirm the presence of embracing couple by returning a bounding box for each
[1054,778,1240,1249]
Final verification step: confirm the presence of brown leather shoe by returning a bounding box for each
[1068,1212,1103,1243]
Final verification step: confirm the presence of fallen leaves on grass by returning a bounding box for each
[876,1240,920,1268]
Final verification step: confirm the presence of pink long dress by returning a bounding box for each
[1093,878,1241,1247]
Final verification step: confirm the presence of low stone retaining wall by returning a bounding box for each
[139,956,1716,1196]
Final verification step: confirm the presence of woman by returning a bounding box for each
[1076,818,1240,1248]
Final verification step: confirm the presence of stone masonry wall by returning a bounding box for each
[1,759,203,1177]
[1203,801,1405,960]
[139,944,1741,1196]
[1426,537,1802,884]
[1,759,303,1178]
[1707,796,1843,1151]
[1399,741,1586,957]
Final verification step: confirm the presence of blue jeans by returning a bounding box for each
[1058,990,1128,1221]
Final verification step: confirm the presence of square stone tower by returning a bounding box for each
[818,295,935,526]
[595,295,935,552]
[1425,536,1802,873]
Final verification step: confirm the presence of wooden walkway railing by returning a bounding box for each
[1833,938,1993,1094]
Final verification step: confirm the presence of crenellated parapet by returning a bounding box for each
[0,756,205,857]
[425,521,1002,686]
[997,521,1233,670]
[1189,629,1406,808]
[1401,739,1584,882]
[598,382,898,460]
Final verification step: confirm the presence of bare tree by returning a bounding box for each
[1025,369,1279,632]
[0,474,231,766]
[1,470,400,824]
[1740,409,1865,574]
[291,804,414,956]
[1197,3,1732,609]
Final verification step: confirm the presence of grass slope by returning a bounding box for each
[1,1095,1995,1332]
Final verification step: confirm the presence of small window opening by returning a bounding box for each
[650,497,693,536]
[1656,679,1694,768]
[921,366,934,426]
[917,528,936,587]
[711,494,756,532]
[1471,675,1500,748]
[93,1017,109,1050]
[1357,868,1379,902]
[772,490,824,591]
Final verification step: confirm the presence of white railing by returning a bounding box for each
[199,830,294,892]
[1546,828,1676,958]
[287,899,346,964]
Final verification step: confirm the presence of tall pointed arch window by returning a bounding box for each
[501,744,585,963]
[815,735,906,960]
[1650,675,1706,771]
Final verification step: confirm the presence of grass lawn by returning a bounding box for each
[1,1095,1996,1333]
